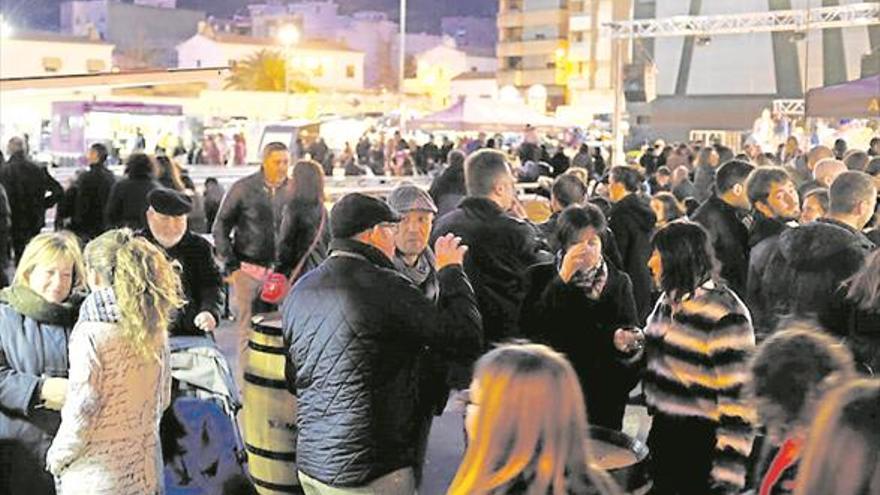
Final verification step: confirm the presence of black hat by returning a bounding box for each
[330,193,401,239]
[148,188,192,216]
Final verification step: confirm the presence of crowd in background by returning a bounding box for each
[0,127,878,495]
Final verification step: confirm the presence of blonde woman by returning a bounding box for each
[794,378,880,495]
[46,229,184,495]
[449,343,620,495]
[0,232,84,495]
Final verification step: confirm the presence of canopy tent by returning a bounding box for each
[409,97,567,133]
[805,74,880,119]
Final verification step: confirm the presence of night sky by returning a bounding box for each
[0,0,496,32]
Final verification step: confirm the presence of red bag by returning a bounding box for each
[259,209,327,305]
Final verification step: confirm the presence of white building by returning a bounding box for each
[338,11,398,89]
[176,24,365,92]
[0,29,115,79]
[450,72,499,102]
[405,42,500,108]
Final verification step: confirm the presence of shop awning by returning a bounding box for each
[805,74,880,119]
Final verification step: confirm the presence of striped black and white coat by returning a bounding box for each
[643,280,757,492]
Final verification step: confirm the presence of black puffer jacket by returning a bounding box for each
[0,153,63,238]
[692,196,750,297]
[432,197,549,344]
[71,162,116,240]
[608,194,656,321]
[212,172,294,270]
[283,239,482,487]
[760,218,875,338]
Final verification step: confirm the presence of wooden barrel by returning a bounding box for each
[243,313,300,495]
[588,426,651,495]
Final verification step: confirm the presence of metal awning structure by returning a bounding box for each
[604,2,880,39]
[0,67,229,93]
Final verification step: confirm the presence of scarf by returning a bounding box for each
[0,285,80,326]
[78,287,122,324]
[555,251,608,300]
[393,248,436,287]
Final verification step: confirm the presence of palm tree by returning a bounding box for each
[224,49,315,92]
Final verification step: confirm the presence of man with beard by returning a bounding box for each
[744,167,801,340]
[142,189,223,336]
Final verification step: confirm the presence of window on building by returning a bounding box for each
[196,59,202,68]
[86,59,105,73]
[346,65,355,78]
[636,115,652,125]
[506,0,524,12]
[506,56,523,70]
[43,57,62,73]
[571,31,585,43]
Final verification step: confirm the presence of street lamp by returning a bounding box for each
[277,23,300,118]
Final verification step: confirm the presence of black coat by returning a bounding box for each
[104,174,159,231]
[138,230,224,337]
[608,194,656,321]
[283,239,482,487]
[432,197,549,344]
[692,196,750,297]
[0,154,63,238]
[760,219,875,338]
[428,163,467,218]
[746,214,792,341]
[276,201,330,277]
[0,183,9,255]
[71,162,116,240]
[672,180,697,202]
[0,303,75,494]
[212,172,294,270]
[520,262,640,430]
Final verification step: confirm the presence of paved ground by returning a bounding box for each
[213,317,651,495]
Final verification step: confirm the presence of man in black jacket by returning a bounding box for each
[760,171,877,338]
[212,142,294,333]
[142,189,224,337]
[71,143,116,241]
[432,149,548,345]
[692,160,755,297]
[284,193,481,494]
[0,138,63,263]
[744,167,800,340]
[0,182,10,288]
[608,165,656,321]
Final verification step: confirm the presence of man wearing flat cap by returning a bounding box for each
[282,193,482,495]
[141,188,224,337]
[387,184,439,301]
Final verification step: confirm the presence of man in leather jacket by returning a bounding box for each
[212,142,294,336]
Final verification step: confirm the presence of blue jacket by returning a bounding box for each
[0,303,73,494]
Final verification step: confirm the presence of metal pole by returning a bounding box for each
[284,44,290,118]
[612,37,625,166]
[399,0,407,135]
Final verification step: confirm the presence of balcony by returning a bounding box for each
[498,8,569,29]
[497,38,567,57]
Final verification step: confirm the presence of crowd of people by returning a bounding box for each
[0,128,878,495]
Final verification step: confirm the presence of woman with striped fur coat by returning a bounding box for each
[642,221,757,495]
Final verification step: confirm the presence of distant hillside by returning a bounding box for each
[2,0,498,33]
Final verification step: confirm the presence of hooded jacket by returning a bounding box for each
[431,197,549,344]
[608,193,657,321]
[760,218,875,338]
[692,196,750,297]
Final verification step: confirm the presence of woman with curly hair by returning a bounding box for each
[46,229,185,494]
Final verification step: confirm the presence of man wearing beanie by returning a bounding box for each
[140,188,224,337]
[282,193,482,495]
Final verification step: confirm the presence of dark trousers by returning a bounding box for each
[647,414,717,495]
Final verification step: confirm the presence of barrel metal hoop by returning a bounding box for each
[252,324,284,337]
[250,475,301,493]
[245,442,297,461]
[248,340,287,355]
[243,372,289,389]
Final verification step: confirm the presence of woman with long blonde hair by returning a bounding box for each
[794,378,880,495]
[448,343,620,495]
[46,229,185,494]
